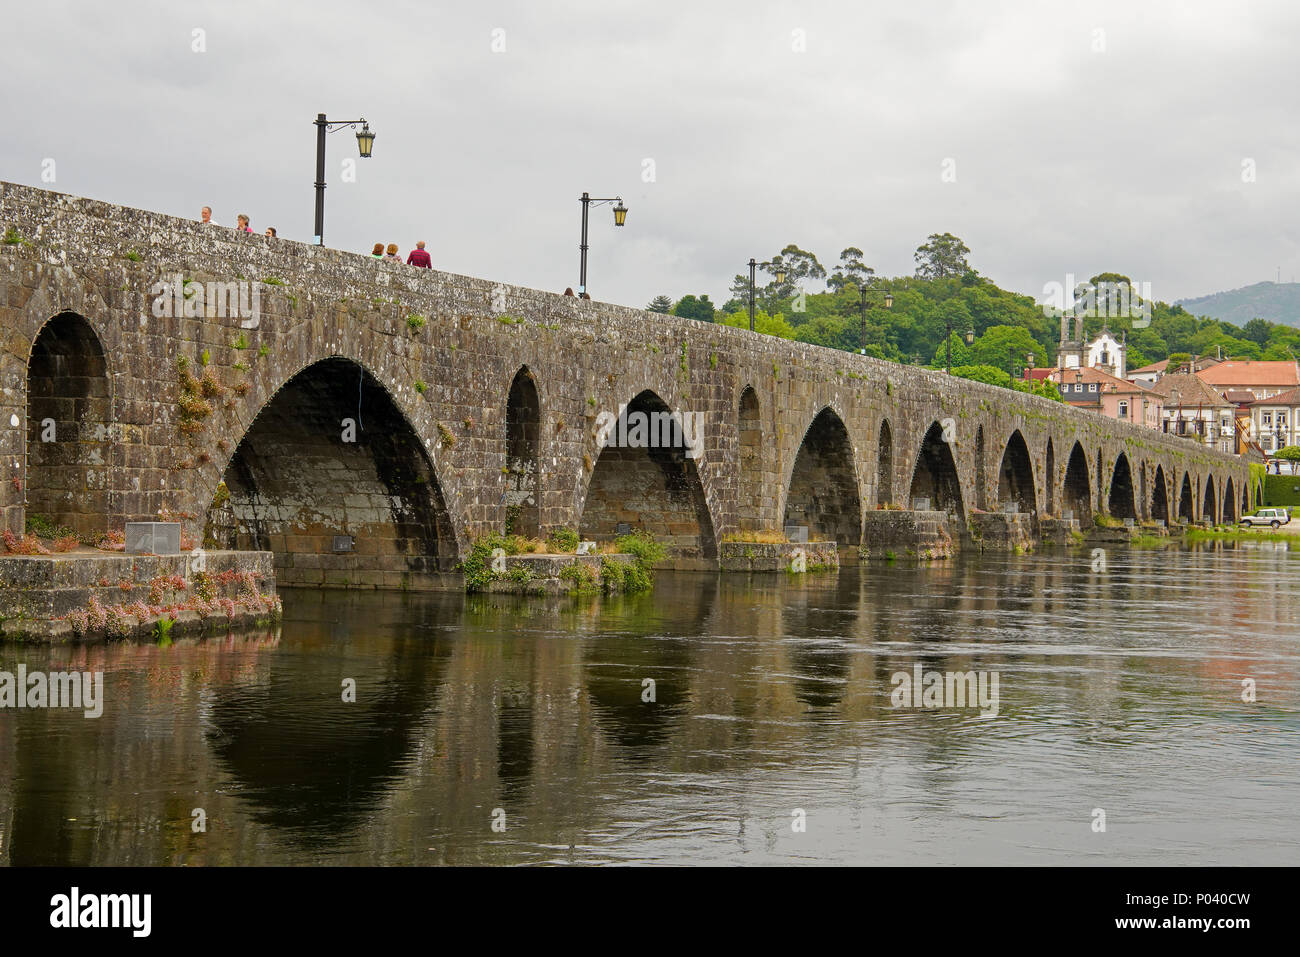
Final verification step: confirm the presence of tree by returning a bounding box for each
[1125,346,1152,371]
[951,364,1014,388]
[827,247,875,292]
[914,232,971,280]
[673,294,715,323]
[646,295,674,314]
[930,332,973,368]
[969,325,1047,372]
[717,309,795,340]
[1276,445,1300,461]
[771,244,826,286]
[1242,317,1273,345]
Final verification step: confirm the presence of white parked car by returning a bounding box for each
[1240,507,1292,528]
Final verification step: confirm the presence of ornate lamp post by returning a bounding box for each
[942,312,970,374]
[578,192,627,296]
[858,283,893,355]
[313,114,375,246]
[746,259,787,332]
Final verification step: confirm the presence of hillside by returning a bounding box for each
[1177,281,1300,328]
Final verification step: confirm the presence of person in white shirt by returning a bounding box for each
[200,206,220,226]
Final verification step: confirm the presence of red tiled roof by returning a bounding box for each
[1129,359,1168,374]
[1196,361,1300,388]
[1249,385,1300,407]
[1150,373,1233,408]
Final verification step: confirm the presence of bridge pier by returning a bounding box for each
[967,511,1037,552]
[862,509,958,561]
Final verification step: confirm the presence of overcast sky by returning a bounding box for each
[4,0,1299,311]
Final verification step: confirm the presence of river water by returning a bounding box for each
[1,543,1297,866]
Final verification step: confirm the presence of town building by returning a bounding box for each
[1056,316,1127,378]
[1247,385,1300,453]
[1050,366,1163,429]
[1151,374,1236,453]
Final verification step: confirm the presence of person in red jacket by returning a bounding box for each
[407,241,432,267]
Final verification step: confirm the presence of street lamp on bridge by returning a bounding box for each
[578,192,627,297]
[746,259,788,332]
[313,113,375,246]
[857,282,893,355]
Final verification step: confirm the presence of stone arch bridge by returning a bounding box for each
[0,183,1247,587]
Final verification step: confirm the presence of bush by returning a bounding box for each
[459,532,530,591]
[613,530,665,593]
[1263,474,1300,507]
[546,528,579,552]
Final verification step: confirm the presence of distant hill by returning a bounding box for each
[1176,281,1300,328]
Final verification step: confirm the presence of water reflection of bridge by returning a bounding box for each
[3,548,1293,865]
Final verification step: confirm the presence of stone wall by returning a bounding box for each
[0,549,274,641]
[0,182,1250,579]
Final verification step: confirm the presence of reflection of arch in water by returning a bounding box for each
[782,577,857,711]
[582,636,694,753]
[205,618,453,843]
[580,576,718,756]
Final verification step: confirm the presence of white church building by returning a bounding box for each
[1056,315,1127,379]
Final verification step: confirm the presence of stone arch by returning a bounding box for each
[1202,474,1217,524]
[997,429,1037,515]
[580,389,718,562]
[1151,464,1170,523]
[1138,459,1148,521]
[1177,472,1194,523]
[876,418,893,507]
[1223,476,1237,522]
[737,385,762,526]
[207,356,458,587]
[783,406,862,547]
[1107,452,1136,520]
[908,421,965,519]
[1044,439,1056,515]
[974,425,988,510]
[1062,441,1091,525]
[24,311,112,538]
[504,366,542,538]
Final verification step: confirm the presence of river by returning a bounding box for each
[1,543,1297,865]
